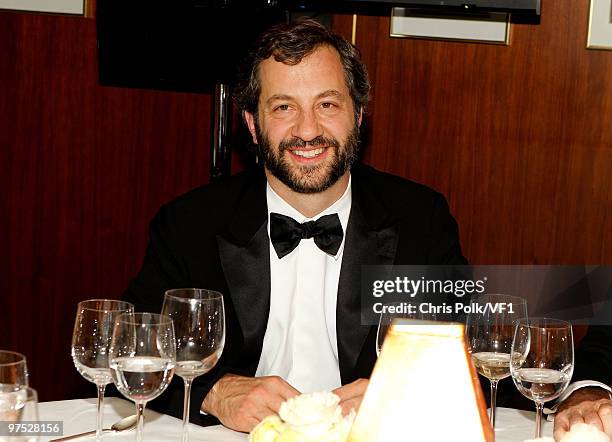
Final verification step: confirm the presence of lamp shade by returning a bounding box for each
[347,321,493,441]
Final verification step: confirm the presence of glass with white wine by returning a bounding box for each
[161,288,225,442]
[71,299,133,441]
[511,317,573,438]
[466,294,527,429]
[109,312,176,442]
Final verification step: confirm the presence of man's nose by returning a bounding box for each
[291,110,323,142]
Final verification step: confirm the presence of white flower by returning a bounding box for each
[250,416,287,442]
[249,391,355,442]
[523,423,611,442]
[559,423,611,442]
[279,392,343,440]
[279,392,343,426]
[320,410,356,442]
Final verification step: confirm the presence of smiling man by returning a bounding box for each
[242,27,364,216]
[253,47,358,183]
[124,19,466,432]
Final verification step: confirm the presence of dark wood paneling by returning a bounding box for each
[0,12,212,400]
[340,1,611,264]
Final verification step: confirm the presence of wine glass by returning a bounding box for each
[510,318,573,438]
[109,313,176,442]
[20,387,38,421]
[0,386,37,440]
[161,289,225,442]
[0,350,28,388]
[0,350,29,421]
[71,299,134,442]
[376,302,437,356]
[465,294,527,429]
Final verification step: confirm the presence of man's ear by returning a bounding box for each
[244,111,259,145]
[357,107,363,127]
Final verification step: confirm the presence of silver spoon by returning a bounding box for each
[50,414,138,441]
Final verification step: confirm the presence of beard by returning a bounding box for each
[255,121,360,194]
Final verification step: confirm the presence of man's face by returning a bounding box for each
[245,45,361,194]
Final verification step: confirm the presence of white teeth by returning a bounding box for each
[292,147,325,158]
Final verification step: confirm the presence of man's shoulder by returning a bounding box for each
[351,163,466,264]
[150,167,265,235]
[162,167,265,214]
[352,163,447,211]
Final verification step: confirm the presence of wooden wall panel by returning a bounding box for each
[0,12,213,400]
[340,0,611,264]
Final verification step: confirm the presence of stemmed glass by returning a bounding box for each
[376,302,437,356]
[109,313,176,442]
[0,350,28,388]
[161,289,225,442]
[510,318,574,438]
[71,299,134,441]
[465,294,527,429]
[0,350,29,421]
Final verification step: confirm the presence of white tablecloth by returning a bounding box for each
[39,398,245,442]
[493,408,553,442]
[39,397,553,441]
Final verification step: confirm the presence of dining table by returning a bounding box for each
[38,397,554,442]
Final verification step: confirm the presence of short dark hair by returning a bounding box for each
[234,19,370,119]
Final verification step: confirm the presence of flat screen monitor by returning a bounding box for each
[97,0,287,93]
[97,0,540,93]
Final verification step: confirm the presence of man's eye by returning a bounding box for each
[321,102,337,109]
[275,104,290,112]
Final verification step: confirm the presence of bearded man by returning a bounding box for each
[124,19,466,432]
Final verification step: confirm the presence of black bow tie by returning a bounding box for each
[269,212,344,259]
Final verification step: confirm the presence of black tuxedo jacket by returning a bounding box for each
[123,162,467,424]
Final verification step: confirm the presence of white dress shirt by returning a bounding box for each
[255,176,352,393]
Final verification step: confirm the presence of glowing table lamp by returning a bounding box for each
[347,321,493,441]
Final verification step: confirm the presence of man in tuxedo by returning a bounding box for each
[124,19,467,432]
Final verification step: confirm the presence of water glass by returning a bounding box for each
[0,350,28,388]
[110,312,176,442]
[510,318,573,438]
[0,386,38,441]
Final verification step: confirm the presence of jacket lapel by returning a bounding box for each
[216,169,271,363]
[214,164,401,382]
[337,165,400,383]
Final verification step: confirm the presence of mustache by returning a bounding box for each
[278,136,340,151]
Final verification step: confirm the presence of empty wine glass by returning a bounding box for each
[466,294,527,429]
[71,299,134,441]
[376,301,437,356]
[162,289,225,442]
[0,350,29,421]
[110,313,176,442]
[510,318,573,438]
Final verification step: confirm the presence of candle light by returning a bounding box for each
[348,320,493,441]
